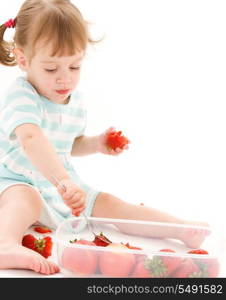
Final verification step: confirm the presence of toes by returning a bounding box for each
[49,261,60,273]
[183,227,208,248]
[31,258,42,273]
[39,259,60,274]
[39,259,48,274]
[45,261,52,275]
[33,257,46,274]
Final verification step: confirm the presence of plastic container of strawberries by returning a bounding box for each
[55,217,225,278]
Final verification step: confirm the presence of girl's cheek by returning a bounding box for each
[72,77,80,89]
[44,77,55,89]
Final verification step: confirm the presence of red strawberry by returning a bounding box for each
[123,242,144,263]
[62,239,98,275]
[123,242,142,250]
[99,243,136,277]
[187,249,209,255]
[160,248,175,253]
[132,257,154,277]
[34,236,53,258]
[22,234,53,258]
[34,226,52,234]
[146,249,182,277]
[106,130,129,150]
[93,232,112,247]
[22,234,37,250]
[187,248,220,277]
[195,257,220,278]
[173,258,203,278]
[69,238,96,246]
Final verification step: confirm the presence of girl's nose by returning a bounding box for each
[56,78,71,85]
[56,72,72,85]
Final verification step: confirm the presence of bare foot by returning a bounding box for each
[179,221,211,249]
[0,242,60,274]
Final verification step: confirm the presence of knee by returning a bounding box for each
[0,184,43,213]
[22,186,43,214]
[95,192,114,206]
[92,192,124,217]
[25,186,43,211]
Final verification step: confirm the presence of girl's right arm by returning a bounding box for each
[15,123,86,215]
[15,123,70,184]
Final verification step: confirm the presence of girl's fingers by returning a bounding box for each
[106,126,115,134]
[66,192,85,205]
[103,127,115,140]
[115,147,123,153]
[63,188,77,200]
[72,209,80,216]
[109,149,116,155]
[63,188,85,199]
[70,197,86,209]
[72,205,85,216]
[75,204,85,213]
[109,148,121,155]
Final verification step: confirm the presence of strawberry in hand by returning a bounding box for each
[96,127,130,155]
[106,130,129,151]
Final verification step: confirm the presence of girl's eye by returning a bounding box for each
[45,69,56,72]
[44,67,80,72]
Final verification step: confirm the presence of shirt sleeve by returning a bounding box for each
[0,89,42,140]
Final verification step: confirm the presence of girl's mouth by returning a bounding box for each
[56,89,70,95]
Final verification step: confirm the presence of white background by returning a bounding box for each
[0,0,226,229]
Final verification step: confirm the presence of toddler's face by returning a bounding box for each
[25,45,84,104]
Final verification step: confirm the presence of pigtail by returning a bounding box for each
[0,19,17,67]
[0,1,102,65]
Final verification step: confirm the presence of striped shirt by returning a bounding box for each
[0,76,86,179]
[0,76,100,228]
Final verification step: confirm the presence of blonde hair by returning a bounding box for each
[0,0,97,66]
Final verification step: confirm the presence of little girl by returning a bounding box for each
[0,0,209,275]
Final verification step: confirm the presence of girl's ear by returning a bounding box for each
[13,47,29,70]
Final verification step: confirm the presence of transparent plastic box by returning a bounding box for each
[56,217,226,278]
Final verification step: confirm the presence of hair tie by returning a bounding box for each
[4,18,16,28]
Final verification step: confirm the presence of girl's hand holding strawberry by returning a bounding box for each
[56,178,86,216]
[96,127,130,155]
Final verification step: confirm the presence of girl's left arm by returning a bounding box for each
[71,135,99,156]
[71,127,127,157]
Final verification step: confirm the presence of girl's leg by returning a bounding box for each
[92,192,209,248]
[0,184,59,274]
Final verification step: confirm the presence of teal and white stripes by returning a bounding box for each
[0,76,87,175]
[0,77,100,228]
